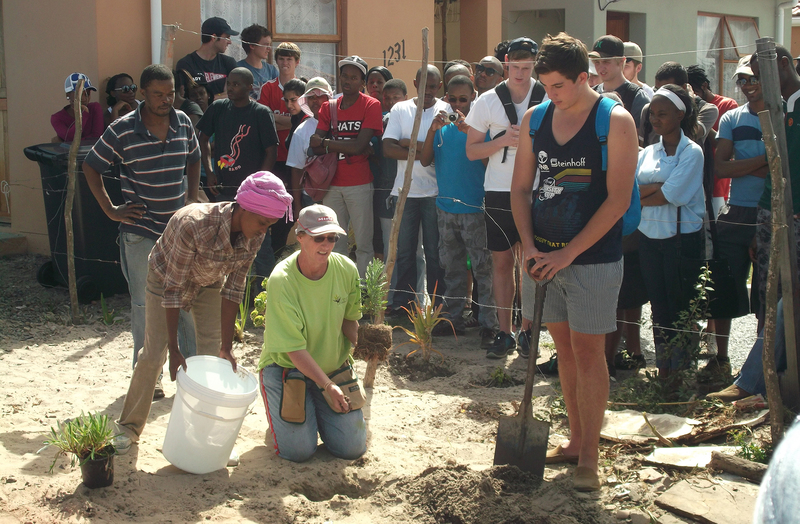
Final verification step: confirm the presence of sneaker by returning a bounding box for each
[463,310,480,328]
[479,328,497,350]
[517,329,532,359]
[706,384,751,402]
[153,377,165,400]
[697,356,732,384]
[486,331,516,359]
[615,353,647,370]
[432,321,465,337]
[540,354,559,376]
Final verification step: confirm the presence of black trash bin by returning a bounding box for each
[24,141,129,303]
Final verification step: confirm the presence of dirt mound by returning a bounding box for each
[378,465,614,524]
[387,352,457,381]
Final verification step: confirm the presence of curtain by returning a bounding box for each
[200,0,267,63]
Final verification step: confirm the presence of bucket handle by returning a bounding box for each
[177,389,249,422]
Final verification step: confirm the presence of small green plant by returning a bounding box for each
[44,412,116,472]
[729,428,772,464]
[250,279,268,328]
[362,258,388,323]
[394,283,452,362]
[234,276,253,342]
[490,367,513,387]
[99,293,122,326]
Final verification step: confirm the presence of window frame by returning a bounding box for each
[697,12,760,96]
[267,0,347,52]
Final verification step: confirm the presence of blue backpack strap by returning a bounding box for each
[595,97,641,235]
[528,100,552,151]
[595,96,618,171]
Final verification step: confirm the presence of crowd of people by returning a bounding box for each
[50,15,799,493]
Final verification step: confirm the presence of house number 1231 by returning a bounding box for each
[383,39,406,67]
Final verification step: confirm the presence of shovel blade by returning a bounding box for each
[493,414,549,479]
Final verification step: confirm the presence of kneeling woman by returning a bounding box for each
[637,84,705,380]
[258,204,367,462]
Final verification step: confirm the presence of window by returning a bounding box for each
[200,0,344,88]
[697,13,759,105]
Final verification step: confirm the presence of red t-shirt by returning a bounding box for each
[316,92,383,186]
[711,94,740,199]
[258,78,290,162]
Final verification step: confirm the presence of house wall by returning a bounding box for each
[498,0,781,88]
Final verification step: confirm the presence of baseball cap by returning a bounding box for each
[338,55,368,77]
[507,37,538,56]
[732,55,754,78]
[623,42,643,63]
[593,35,625,58]
[474,56,504,74]
[201,17,239,37]
[64,73,97,93]
[296,204,346,236]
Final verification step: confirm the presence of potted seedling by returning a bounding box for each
[45,412,117,489]
[354,258,394,388]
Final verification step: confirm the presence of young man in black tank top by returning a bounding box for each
[510,33,639,491]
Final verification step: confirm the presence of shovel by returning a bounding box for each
[493,278,550,478]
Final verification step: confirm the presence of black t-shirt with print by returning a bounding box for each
[176,51,237,98]
[197,99,279,195]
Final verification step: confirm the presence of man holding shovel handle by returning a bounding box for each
[510,32,638,491]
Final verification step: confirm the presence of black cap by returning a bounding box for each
[592,35,624,58]
[202,17,239,37]
[338,55,369,76]
[507,37,538,56]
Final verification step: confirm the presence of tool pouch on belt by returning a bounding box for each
[320,361,366,413]
[280,368,307,424]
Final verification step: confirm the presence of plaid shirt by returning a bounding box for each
[149,202,264,309]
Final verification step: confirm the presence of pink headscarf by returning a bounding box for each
[235,171,294,222]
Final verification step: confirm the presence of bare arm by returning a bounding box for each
[261,145,277,172]
[274,114,292,131]
[639,183,663,198]
[342,319,358,346]
[510,109,540,275]
[465,125,518,161]
[186,160,200,203]
[290,167,304,218]
[83,161,144,223]
[640,191,669,207]
[310,127,376,157]
[419,112,447,167]
[199,132,219,196]
[218,297,239,371]
[714,138,768,179]
[166,307,184,380]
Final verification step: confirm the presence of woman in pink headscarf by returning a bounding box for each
[116,171,292,444]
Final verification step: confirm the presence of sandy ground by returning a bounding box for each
[0,254,762,524]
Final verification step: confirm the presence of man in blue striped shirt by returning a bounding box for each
[84,64,201,398]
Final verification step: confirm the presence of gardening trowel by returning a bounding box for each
[493,277,550,479]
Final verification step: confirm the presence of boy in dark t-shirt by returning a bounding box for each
[510,33,638,492]
[176,17,238,99]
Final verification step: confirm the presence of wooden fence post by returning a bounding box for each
[65,79,84,324]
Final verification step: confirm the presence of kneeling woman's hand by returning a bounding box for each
[325,382,351,413]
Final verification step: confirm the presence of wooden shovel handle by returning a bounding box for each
[520,280,548,418]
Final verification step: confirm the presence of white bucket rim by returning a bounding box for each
[176,355,259,408]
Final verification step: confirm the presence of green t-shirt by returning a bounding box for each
[257,251,362,373]
[759,93,800,212]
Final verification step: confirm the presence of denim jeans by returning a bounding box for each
[392,197,445,309]
[735,299,787,396]
[259,364,367,462]
[119,232,196,367]
[380,217,426,308]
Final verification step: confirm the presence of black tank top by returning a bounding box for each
[531,98,622,264]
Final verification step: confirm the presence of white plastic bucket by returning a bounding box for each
[162,355,259,474]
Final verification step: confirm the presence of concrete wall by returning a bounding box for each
[500,0,781,88]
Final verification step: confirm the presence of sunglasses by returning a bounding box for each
[476,65,499,77]
[735,77,760,87]
[113,84,138,93]
[311,234,339,244]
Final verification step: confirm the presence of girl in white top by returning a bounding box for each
[636,84,705,381]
